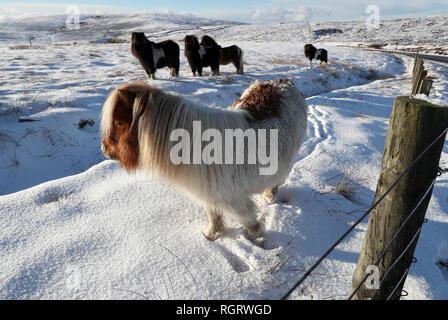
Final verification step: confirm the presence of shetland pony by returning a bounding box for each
[183,35,220,76]
[131,32,180,79]
[315,49,328,64]
[101,79,307,243]
[304,44,328,64]
[200,35,244,75]
[183,35,203,77]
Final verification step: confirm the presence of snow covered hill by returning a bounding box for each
[0,13,447,300]
[1,12,447,54]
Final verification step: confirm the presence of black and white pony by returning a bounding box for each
[200,35,244,75]
[131,32,180,79]
[183,35,220,76]
[304,44,328,64]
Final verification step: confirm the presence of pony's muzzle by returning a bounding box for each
[101,140,116,160]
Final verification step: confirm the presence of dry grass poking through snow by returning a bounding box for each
[333,170,360,203]
[41,188,77,205]
[9,45,45,50]
[320,167,367,206]
[41,188,73,204]
[267,58,306,66]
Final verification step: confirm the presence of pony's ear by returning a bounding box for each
[117,89,136,108]
[117,83,149,108]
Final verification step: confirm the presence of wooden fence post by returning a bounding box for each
[350,96,448,300]
[412,53,433,96]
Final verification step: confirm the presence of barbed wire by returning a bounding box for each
[281,127,448,300]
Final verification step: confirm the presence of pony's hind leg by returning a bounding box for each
[232,60,239,74]
[202,206,225,241]
[234,57,243,75]
[170,65,179,77]
[227,198,265,243]
[263,186,279,204]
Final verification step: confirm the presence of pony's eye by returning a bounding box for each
[117,121,123,127]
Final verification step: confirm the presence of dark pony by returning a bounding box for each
[183,35,220,76]
[304,44,328,64]
[200,35,244,75]
[131,32,180,79]
[183,35,202,76]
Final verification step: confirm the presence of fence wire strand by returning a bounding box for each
[387,268,410,300]
[348,179,436,299]
[281,127,448,300]
[369,226,422,300]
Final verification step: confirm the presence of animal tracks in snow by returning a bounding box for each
[299,103,332,162]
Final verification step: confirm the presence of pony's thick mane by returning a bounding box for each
[137,84,250,179]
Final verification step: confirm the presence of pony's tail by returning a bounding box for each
[238,47,244,75]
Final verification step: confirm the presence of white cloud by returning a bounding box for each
[251,6,313,23]
[0,2,138,21]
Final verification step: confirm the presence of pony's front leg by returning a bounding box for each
[228,198,265,245]
[202,206,225,241]
[145,68,156,80]
[169,67,178,77]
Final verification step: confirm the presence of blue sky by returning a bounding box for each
[1,0,447,22]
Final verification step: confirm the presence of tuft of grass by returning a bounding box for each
[78,119,95,129]
[221,76,234,83]
[105,38,127,44]
[320,167,365,205]
[333,170,359,203]
[357,112,369,120]
[42,189,73,204]
[368,43,386,49]
[0,99,21,117]
[9,45,44,50]
[113,71,126,77]
[267,58,305,66]
[46,190,61,204]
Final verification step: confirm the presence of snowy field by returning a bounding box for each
[0,13,447,300]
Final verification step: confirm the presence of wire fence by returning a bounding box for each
[281,127,448,300]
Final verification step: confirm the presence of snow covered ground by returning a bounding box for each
[0,13,447,300]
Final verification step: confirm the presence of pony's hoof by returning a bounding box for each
[202,224,224,241]
[244,223,265,244]
[251,237,265,247]
[263,190,276,204]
